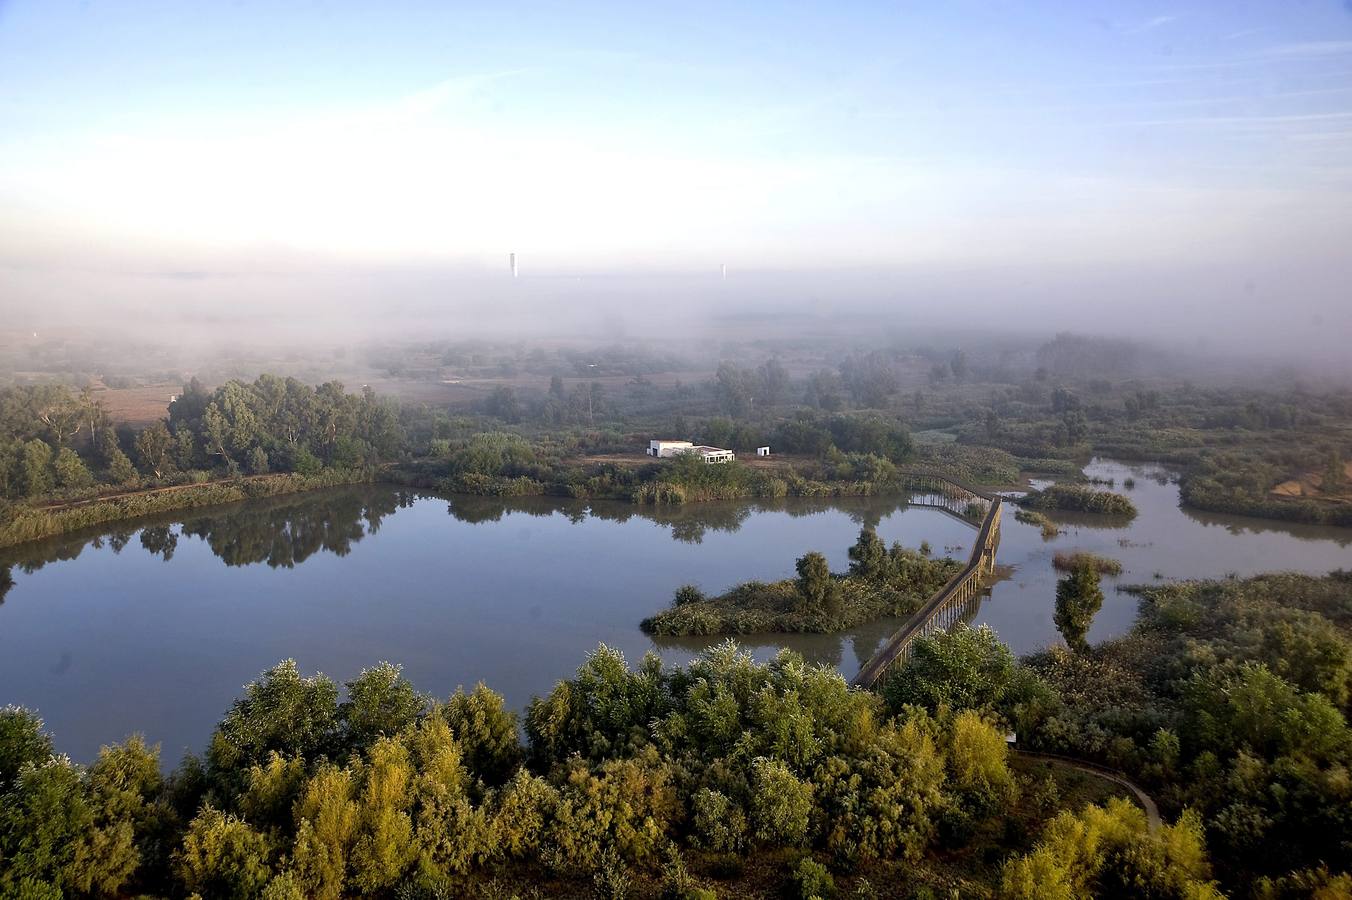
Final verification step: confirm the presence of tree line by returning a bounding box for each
[0,378,403,504]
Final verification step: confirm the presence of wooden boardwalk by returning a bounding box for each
[852,473,1002,688]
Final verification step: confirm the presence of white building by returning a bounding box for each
[756,446,771,457]
[648,440,735,464]
[648,440,694,458]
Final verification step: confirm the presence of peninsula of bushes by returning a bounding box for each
[641,527,960,636]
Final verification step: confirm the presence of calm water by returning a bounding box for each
[1,459,1347,763]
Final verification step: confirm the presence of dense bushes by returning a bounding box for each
[1000,799,1221,899]
[1019,484,1137,517]
[1,644,1030,897]
[10,571,1348,894]
[1021,573,1352,889]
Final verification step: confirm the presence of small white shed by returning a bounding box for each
[756,446,771,457]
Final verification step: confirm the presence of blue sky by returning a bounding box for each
[1,1,1351,341]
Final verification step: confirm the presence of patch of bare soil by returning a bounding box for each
[95,383,181,426]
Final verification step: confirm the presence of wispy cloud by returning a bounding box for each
[1124,14,1178,35]
[1107,111,1352,128]
[1262,41,1352,59]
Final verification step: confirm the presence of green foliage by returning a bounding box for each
[106,445,137,484]
[0,706,53,788]
[0,467,374,550]
[208,659,340,782]
[785,856,835,899]
[175,806,275,900]
[811,716,945,864]
[1027,572,1352,884]
[0,758,92,895]
[846,528,887,579]
[1000,799,1221,899]
[645,535,958,636]
[1014,507,1060,537]
[1054,563,1104,651]
[881,625,1050,723]
[749,758,814,845]
[341,662,428,752]
[19,439,53,496]
[672,583,706,607]
[52,447,93,489]
[442,683,522,785]
[1051,551,1122,576]
[549,747,679,869]
[795,551,838,615]
[1020,484,1137,517]
[690,787,747,853]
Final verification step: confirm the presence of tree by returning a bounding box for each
[0,757,92,896]
[757,358,789,407]
[52,448,93,490]
[443,683,522,785]
[795,552,838,615]
[134,422,174,479]
[714,363,754,418]
[840,353,899,407]
[175,806,274,900]
[882,625,1047,718]
[803,370,843,411]
[0,707,52,789]
[340,662,427,752]
[748,758,813,845]
[18,439,53,497]
[207,659,340,780]
[248,446,270,475]
[1055,563,1104,652]
[106,446,137,484]
[847,528,887,579]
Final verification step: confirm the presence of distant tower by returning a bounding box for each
[720,263,726,280]
[509,253,518,278]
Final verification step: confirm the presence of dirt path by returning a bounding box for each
[1014,750,1162,831]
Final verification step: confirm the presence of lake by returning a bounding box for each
[1,458,1348,763]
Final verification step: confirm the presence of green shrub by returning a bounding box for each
[786,857,835,899]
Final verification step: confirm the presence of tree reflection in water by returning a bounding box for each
[1,486,413,576]
[0,488,919,598]
[445,493,913,544]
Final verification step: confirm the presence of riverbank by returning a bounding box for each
[0,468,379,550]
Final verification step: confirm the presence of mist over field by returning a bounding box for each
[4,2,1352,377]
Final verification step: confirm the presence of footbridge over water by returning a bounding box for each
[852,473,1002,689]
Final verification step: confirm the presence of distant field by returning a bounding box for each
[94,383,180,427]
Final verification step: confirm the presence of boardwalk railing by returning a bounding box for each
[851,473,1002,688]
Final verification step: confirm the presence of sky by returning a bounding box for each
[1,1,1351,352]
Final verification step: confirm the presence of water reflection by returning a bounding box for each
[2,488,416,573]
[4,490,922,575]
[445,494,912,544]
[3,464,1351,766]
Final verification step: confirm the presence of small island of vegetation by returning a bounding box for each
[640,527,960,636]
[1051,551,1123,576]
[1018,483,1138,517]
